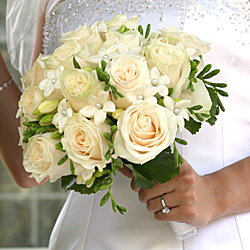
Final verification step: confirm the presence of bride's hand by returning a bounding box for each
[130,160,221,227]
[119,165,133,178]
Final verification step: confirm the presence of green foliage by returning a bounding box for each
[145,24,151,39]
[73,56,81,69]
[96,63,123,100]
[186,58,228,128]
[117,25,131,33]
[124,148,179,189]
[184,117,202,134]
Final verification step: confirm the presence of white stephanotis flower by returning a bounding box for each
[164,96,191,132]
[79,90,116,126]
[150,66,171,97]
[52,99,73,133]
[125,84,158,105]
[39,66,64,97]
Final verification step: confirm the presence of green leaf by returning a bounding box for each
[217,96,225,112]
[105,150,111,160]
[73,57,81,69]
[55,142,63,150]
[61,174,109,194]
[111,197,118,212]
[131,148,179,189]
[190,105,203,111]
[103,132,111,141]
[104,83,110,91]
[145,24,151,39]
[206,86,217,126]
[203,69,220,79]
[101,60,107,71]
[51,130,63,139]
[100,192,110,206]
[117,205,127,215]
[58,155,68,165]
[175,138,188,145]
[110,125,118,133]
[70,159,75,175]
[138,25,143,35]
[217,89,229,97]
[184,117,202,134]
[168,88,173,96]
[197,64,212,79]
[96,66,110,83]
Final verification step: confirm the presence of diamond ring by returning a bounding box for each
[161,194,170,214]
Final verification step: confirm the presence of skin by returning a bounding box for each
[120,156,250,227]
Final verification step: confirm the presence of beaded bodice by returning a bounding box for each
[43,0,250,55]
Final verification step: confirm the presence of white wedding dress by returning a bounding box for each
[8,0,250,249]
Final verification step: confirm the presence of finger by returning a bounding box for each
[130,178,141,192]
[146,192,179,213]
[138,180,176,203]
[119,165,133,178]
[154,207,183,222]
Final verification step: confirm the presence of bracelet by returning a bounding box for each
[0,77,14,92]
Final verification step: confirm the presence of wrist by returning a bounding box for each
[0,77,14,92]
[203,171,231,222]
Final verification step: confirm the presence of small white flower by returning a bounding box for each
[39,66,64,97]
[52,99,73,133]
[125,84,158,105]
[164,96,191,132]
[79,90,116,126]
[150,66,171,97]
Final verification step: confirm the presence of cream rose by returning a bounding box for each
[114,100,178,164]
[21,54,46,90]
[16,86,43,121]
[105,14,139,31]
[61,113,109,172]
[23,133,71,183]
[145,39,190,98]
[107,54,150,108]
[45,40,82,69]
[60,22,103,56]
[161,27,210,56]
[60,69,105,111]
[104,30,140,50]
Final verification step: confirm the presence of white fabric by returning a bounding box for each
[6,0,48,76]
[12,0,249,249]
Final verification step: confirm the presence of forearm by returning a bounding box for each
[205,156,250,221]
[0,52,40,187]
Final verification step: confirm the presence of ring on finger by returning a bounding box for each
[161,194,170,214]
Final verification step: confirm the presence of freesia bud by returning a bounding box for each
[38,99,60,114]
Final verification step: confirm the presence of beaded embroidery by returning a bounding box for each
[43,0,250,54]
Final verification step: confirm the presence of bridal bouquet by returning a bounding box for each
[17,14,228,214]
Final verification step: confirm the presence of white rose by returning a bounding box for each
[60,69,105,111]
[105,14,139,31]
[161,27,210,56]
[23,133,71,183]
[45,40,82,69]
[145,39,190,98]
[114,100,178,164]
[61,113,109,172]
[74,163,95,185]
[17,86,43,121]
[60,22,104,55]
[21,54,46,90]
[179,79,212,121]
[107,54,150,108]
[104,30,140,50]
